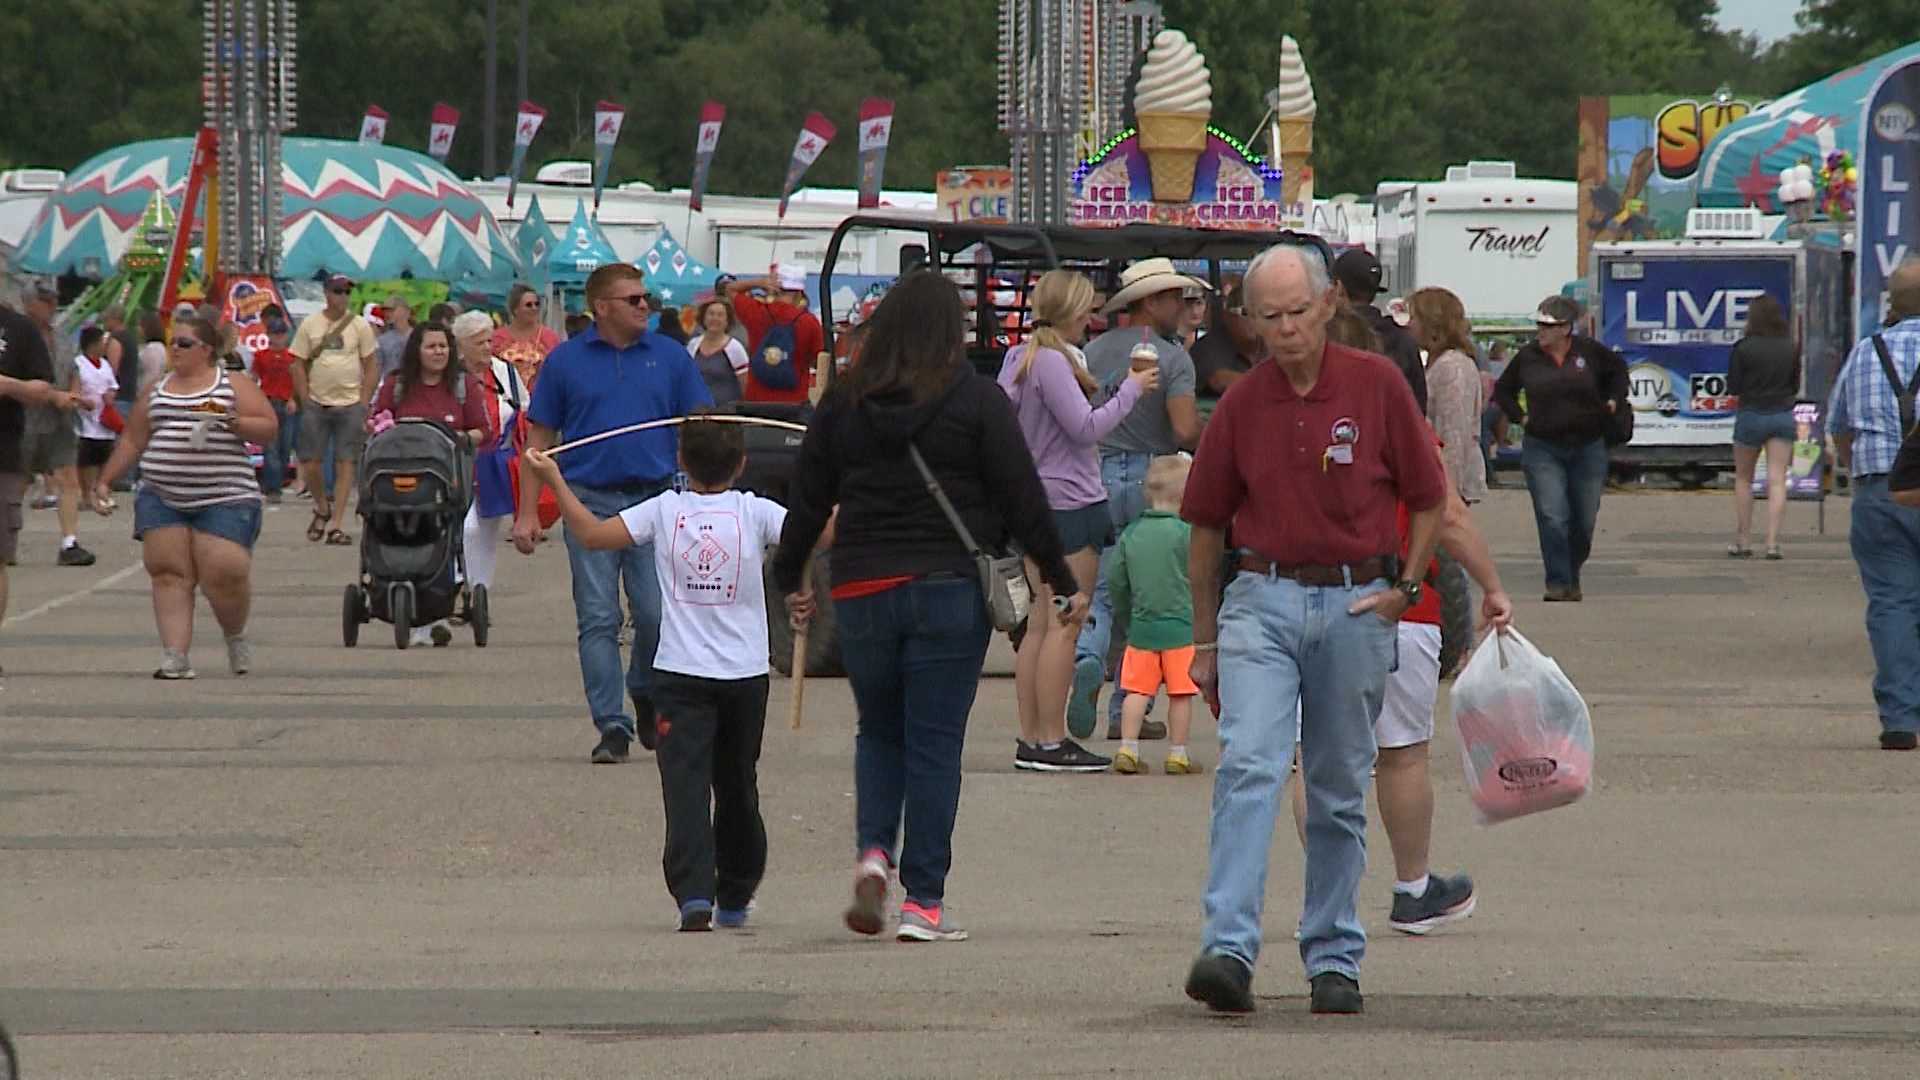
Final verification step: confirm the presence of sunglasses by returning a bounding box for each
[327,287,351,296]
[610,294,649,309]
[521,298,542,308]
[171,336,207,350]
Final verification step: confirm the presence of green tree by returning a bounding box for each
[1771,0,1920,88]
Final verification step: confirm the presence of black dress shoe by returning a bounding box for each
[590,733,631,764]
[632,693,658,751]
[1309,972,1364,1014]
[1184,952,1255,1014]
[1881,730,1918,751]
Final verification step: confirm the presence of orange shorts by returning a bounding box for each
[1119,645,1199,697]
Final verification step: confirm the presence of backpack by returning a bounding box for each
[750,314,801,391]
[1872,334,1920,437]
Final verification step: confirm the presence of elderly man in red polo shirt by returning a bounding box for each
[1179,240,1448,1017]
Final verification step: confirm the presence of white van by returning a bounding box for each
[1375,162,1577,331]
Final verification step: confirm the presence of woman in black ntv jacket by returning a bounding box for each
[772,271,1084,944]
[1492,294,1631,602]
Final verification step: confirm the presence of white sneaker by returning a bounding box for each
[844,850,890,936]
[225,635,252,676]
[153,651,195,680]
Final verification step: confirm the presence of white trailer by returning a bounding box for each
[1374,162,1578,331]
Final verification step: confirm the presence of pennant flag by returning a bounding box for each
[505,101,548,209]
[688,101,726,213]
[778,111,838,218]
[856,98,896,209]
[427,102,460,162]
[591,100,627,213]
[359,105,389,145]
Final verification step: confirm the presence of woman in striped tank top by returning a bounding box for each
[95,317,279,679]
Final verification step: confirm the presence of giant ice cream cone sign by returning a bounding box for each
[1275,36,1317,206]
[1134,30,1213,202]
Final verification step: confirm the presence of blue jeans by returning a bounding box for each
[1202,573,1394,982]
[1520,435,1608,590]
[1079,450,1153,721]
[1850,476,1920,736]
[262,400,298,495]
[563,481,668,740]
[839,574,992,907]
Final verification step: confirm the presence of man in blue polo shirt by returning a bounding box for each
[515,263,713,763]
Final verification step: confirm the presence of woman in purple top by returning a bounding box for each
[998,270,1160,771]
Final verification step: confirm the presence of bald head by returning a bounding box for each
[1244,243,1336,372]
[1890,257,1920,322]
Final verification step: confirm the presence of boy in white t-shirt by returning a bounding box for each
[71,326,121,513]
[523,415,787,933]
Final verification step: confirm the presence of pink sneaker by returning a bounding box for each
[897,900,968,943]
[844,848,890,936]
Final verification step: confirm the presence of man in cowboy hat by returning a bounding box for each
[1068,257,1209,746]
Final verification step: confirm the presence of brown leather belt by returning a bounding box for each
[1234,553,1392,587]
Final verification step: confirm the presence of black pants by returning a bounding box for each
[651,669,770,910]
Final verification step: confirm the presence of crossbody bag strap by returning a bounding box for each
[906,443,986,559]
[1872,333,1918,433]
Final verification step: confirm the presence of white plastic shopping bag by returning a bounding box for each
[1450,629,1594,824]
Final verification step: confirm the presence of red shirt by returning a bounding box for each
[732,292,821,404]
[370,371,493,439]
[252,346,296,401]
[1182,342,1447,567]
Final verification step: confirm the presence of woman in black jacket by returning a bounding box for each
[773,271,1084,944]
[1725,294,1800,559]
[1492,295,1631,602]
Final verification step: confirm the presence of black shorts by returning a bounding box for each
[1052,501,1114,554]
[77,436,116,469]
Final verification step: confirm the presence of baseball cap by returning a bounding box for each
[325,273,354,292]
[1332,249,1386,298]
[776,264,807,292]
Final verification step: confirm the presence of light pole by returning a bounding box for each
[483,0,498,176]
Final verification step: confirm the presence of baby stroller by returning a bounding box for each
[342,418,489,649]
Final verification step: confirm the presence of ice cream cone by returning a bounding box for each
[1279,117,1314,205]
[1138,111,1209,203]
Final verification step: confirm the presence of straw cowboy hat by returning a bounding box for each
[1102,257,1211,314]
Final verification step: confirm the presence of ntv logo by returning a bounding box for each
[1465,225,1550,258]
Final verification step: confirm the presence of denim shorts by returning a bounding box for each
[1732,408,1798,448]
[1052,501,1114,554]
[133,487,263,549]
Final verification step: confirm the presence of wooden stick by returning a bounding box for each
[787,561,812,731]
[546,413,808,457]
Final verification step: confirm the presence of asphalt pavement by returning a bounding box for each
[1,481,1915,1078]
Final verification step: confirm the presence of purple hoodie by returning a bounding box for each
[997,342,1143,510]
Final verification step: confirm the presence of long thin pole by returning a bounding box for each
[545,414,808,458]
[482,0,497,175]
[516,0,530,118]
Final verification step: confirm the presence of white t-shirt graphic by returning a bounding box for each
[619,488,787,679]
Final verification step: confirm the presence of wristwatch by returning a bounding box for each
[1393,578,1423,605]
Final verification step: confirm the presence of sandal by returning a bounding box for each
[1764,546,1783,561]
[307,512,328,542]
[324,529,354,546]
[1726,543,1753,558]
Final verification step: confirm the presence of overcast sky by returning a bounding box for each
[1714,0,1803,43]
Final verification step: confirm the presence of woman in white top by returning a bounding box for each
[686,297,749,406]
[1407,287,1488,503]
[453,310,523,594]
[71,326,122,512]
[95,316,278,680]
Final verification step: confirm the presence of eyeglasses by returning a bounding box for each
[171,336,206,350]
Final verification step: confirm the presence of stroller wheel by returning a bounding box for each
[391,585,414,650]
[342,585,362,647]
[471,584,490,648]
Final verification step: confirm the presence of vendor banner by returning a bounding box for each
[688,101,725,213]
[1069,126,1283,230]
[937,167,1014,223]
[1858,58,1920,335]
[778,112,837,218]
[1575,94,1760,272]
[220,275,288,354]
[857,98,895,209]
[1751,401,1828,500]
[1601,254,1794,447]
[505,100,547,209]
[592,100,626,212]
[359,105,389,145]
[427,102,460,162]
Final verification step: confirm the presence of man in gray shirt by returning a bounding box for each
[1069,258,1205,741]
[373,295,413,385]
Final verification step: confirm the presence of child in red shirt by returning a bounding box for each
[251,317,299,500]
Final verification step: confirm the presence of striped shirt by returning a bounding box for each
[142,370,261,508]
[1828,318,1920,478]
